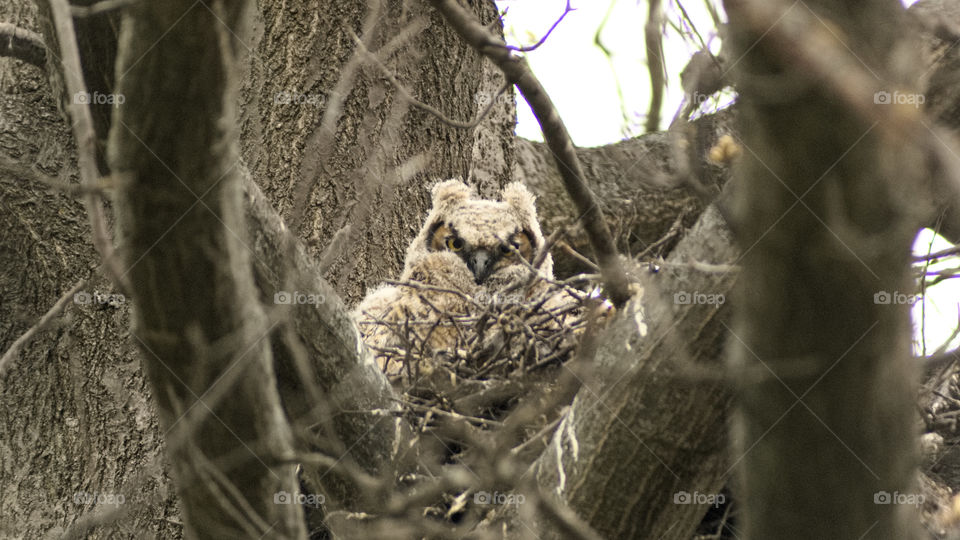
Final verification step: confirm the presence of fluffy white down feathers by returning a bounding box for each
[353,179,554,378]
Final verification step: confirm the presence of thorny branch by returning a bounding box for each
[427,0,634,308]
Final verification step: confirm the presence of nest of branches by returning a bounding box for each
[365,273,604,429]
[352,273,614,531]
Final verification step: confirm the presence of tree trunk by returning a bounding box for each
[0,2,180,538]
[528,203,736,540]
[108,1,304,536]
[723,0,924,537]
[3,0,956,537]
[238,0,511,304]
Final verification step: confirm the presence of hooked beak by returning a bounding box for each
[466,249,495,284]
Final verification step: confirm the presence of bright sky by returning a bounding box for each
[497,0,723,147]
[497,0,959,355]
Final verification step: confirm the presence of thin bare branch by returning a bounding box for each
[427,0,633,308]
[70,0,142,17]
[348,29,510,130]
[505,0,574,53]
[0,23,45,67]
[48,0,129,294]
[0,278,86,379]
[644,0,666,132]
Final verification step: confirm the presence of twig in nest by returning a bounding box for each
[559,240,600,272]
[510,408,567,456]
[400,400,503,428]
[636,211,686,260]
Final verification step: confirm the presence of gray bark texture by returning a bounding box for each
[0,2,180,539]
[0,0,516,536]
[108,1,305,537]
[1,0,957,537]
[513,110,734,277]
[529,204,736,540]
[723,0,927,538]
[238,0,512,305]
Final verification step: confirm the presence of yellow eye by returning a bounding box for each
[499,244,514,256]
[446,237,464,251]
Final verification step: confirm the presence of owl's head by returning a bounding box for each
[404,179,553,285]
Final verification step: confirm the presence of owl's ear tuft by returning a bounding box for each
[502,182,536,221]
[431,179,474,210]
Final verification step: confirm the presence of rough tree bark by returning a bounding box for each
[529,203,737,540]
[0,2,179,538]
[0,0,515,536]
[724,0,925,538]
[2,0,957,537]
[513,109,734,277]
[238,0,512,304]
[108,1,304,537]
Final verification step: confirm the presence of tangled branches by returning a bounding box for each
[352,271,609,532]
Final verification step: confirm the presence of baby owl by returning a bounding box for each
[354,179,554,379]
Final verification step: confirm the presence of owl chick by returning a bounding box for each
[354,179,553,380]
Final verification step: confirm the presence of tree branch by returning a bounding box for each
[529,203,737,539]
[107,0,305,535]
[505,0,574,53]
[348,28,509,130]
[0,23,45,67]
[427,0,633,308]
[644,0,665,133]
[0,278,86,378]
[47,0,128,294]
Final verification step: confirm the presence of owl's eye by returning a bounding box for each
[499,244,514,256]
[446,237,465,251]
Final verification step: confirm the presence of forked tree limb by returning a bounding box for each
[427,0,633,308]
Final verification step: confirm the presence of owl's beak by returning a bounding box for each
[466,249,496,284]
